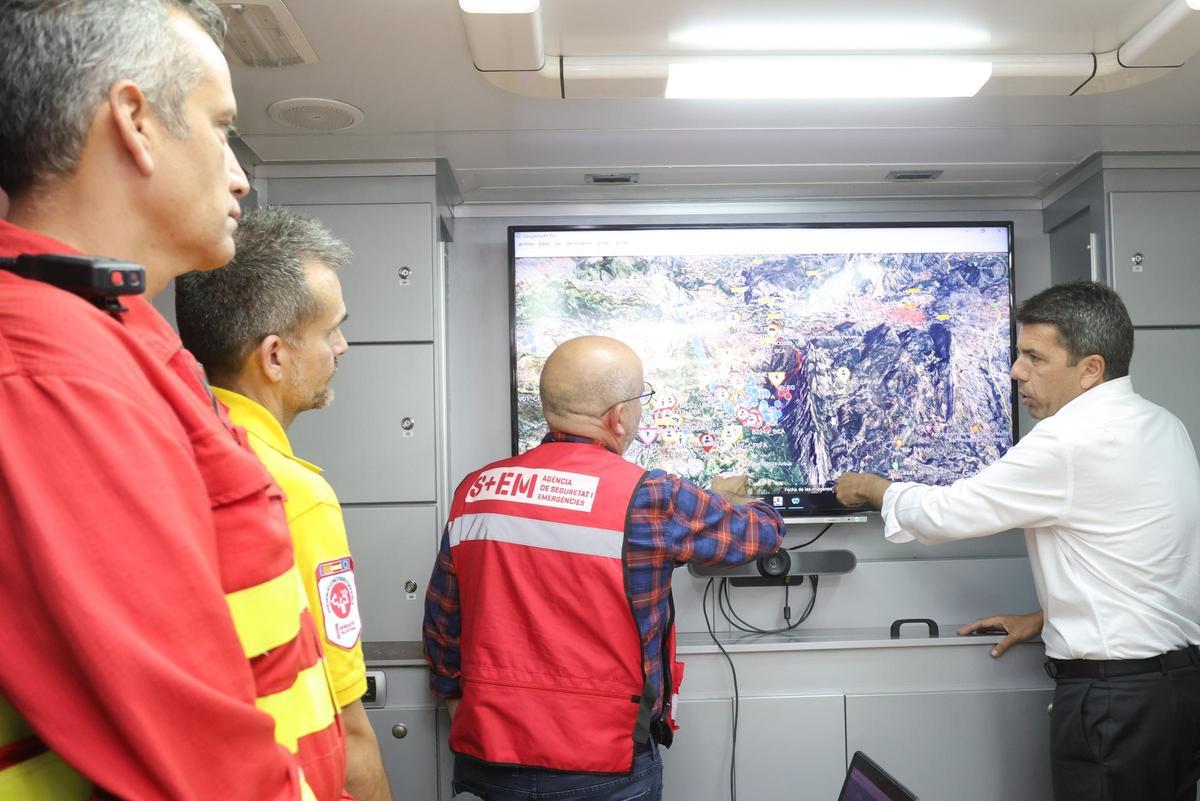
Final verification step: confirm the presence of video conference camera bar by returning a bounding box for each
[688,548,857,587]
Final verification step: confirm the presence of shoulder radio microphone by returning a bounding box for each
[0,253,145,314]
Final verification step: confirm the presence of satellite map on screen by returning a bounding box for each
[513,226,1014,514]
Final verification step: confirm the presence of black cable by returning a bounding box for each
[719,576,818,634]
[703,579,739,801]
[703,571,824,800]
[788,522,833,550]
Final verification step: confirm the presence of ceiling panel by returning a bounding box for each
[229,0,1200,204]
[538,0,1166,56]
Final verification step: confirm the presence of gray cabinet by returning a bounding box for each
[845,688,1054,801]
[345,505,440,643]
[281,202,435,343]
[368,705,439,801]
[1130,328,1200,445]
[659,695,846,801]
[365,667,440,801]
[1110,191,1200,326]
[737,695,846,801]
[288,343,436,504]
[661,699,732,801]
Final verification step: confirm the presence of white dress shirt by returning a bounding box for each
[882,377,1200,660]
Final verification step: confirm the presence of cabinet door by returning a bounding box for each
[288,343,436,503]
[737,695,846,801]
[281,203,434,343]
[1130,328,1200,446]
[344,505,440,643]
[367,706,439,801]
[1110,191,1200,326]
[846,688,1054,801]
[661,699,732,801]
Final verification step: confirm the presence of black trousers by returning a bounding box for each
[1050,663,1200,801]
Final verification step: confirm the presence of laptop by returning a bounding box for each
[836,751,919,801]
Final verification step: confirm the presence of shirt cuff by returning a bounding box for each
[881,482,919,543]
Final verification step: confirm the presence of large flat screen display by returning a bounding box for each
[511,223,1015,516]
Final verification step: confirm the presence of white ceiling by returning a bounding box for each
[231,0,1200,204]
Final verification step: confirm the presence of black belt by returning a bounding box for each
[1045,644,1200,680]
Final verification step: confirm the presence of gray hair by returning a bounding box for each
[0,0,227,196]
[176,207,352,382]
[1015,281,1134,380]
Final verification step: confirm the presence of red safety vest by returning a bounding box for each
[447,440,679,773]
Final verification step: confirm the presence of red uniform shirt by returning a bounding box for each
[0,220,343,800]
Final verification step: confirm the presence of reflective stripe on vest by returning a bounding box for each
[226,564,308,657]
[449,512,625,559]
[226,564,340,757]
[256,662,338,752]
[0,697,90,801]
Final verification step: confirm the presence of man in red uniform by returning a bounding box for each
[424,336,787,800]
[0,2,345,799]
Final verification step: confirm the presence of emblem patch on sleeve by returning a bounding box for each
[316,557,362,650]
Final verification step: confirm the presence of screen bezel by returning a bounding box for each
[508,221,1018,517]
[838,751,920,801]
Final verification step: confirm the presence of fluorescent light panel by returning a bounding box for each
[665,57,993,99]
[671,23,990,51]
[458,0,538,13]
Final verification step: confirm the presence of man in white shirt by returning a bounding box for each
[835,281,1200,801]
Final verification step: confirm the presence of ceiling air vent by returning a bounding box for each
[585,173,640,185]
[218,1,318,68]
[267,98,364,131]
[886,169,944,181]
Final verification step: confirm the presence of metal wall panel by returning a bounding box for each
[846,688,1054,801]
[1130,328,1200,446]
[288,343,436,503]
[282,202,435,343]
[736,695,847,801]
[345,505,440,643]
[661,699,733,801]
[1110,191,1200,326]
[367,706,439,801]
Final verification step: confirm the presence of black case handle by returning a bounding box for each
[890,618,939,639]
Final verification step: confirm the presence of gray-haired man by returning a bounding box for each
[177,208,394,801]
[0,2,343,799]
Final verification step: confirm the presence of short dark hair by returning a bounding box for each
[1015,281,1134,380]
[176,207,352,382]
[0,0,227,196]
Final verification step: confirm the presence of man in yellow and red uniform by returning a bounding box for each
[177,208,394,801]
[424,336,786,799]
[0,2,344,799]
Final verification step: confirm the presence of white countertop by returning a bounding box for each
[364,624,1026,667]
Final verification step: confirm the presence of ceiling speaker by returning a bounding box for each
[266,98,364,131]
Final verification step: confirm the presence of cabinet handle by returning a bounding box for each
[391,723,409,739]
[404,580,419,593]
[400,417,415,431]
[397,266,412,280]
[1131,252,1144,266]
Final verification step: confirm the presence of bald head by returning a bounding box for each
[540,336,644,429]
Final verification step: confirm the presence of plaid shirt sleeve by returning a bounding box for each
[422,524,462,699]
[631,469,787,567]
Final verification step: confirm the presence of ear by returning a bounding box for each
[108,80,156,177]
[603,401,628,440]
[255,335,288,384]
[1079,354,1106,389]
